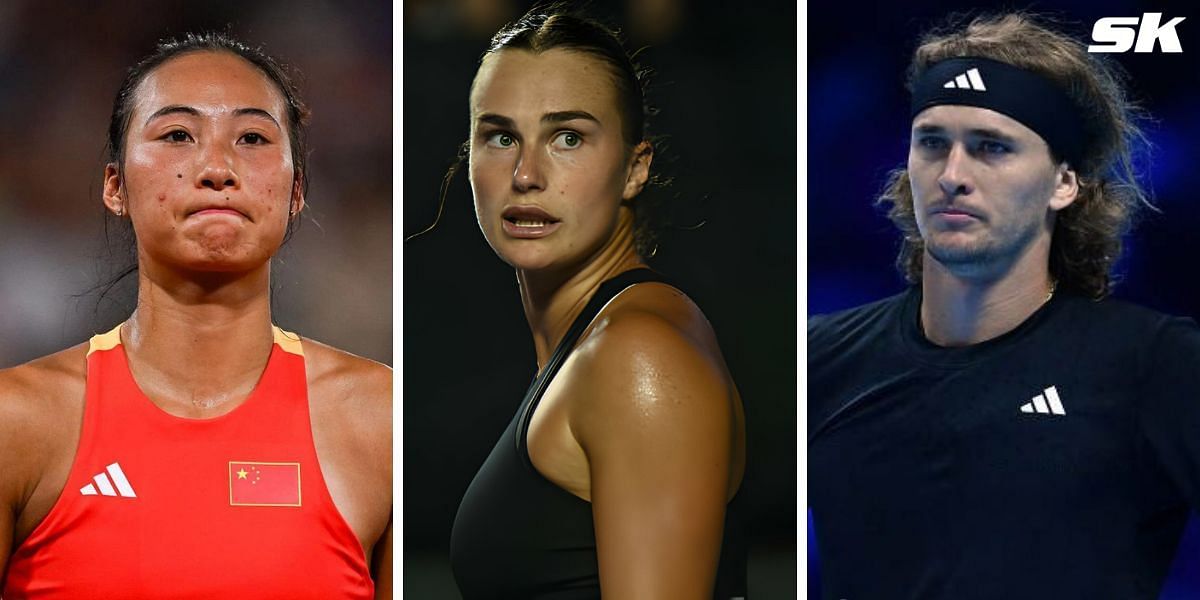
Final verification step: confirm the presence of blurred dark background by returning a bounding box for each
[0,1,392,368]
[809,0,1200,597]
[404,0,797,597]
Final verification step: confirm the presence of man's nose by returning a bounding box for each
[937,143,973,197]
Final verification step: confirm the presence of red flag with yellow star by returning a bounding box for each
[229,461,301,506]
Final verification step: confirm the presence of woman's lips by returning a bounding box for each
[501,205,561,238]
[191,208,244,217]
[501,217,562,238]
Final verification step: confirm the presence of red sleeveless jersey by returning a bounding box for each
[3,325,374,599]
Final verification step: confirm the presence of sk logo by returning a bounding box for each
[1089,13,1186,53]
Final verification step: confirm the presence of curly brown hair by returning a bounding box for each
[877,13,1150,298]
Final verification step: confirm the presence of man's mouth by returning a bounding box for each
[930,205,982,220]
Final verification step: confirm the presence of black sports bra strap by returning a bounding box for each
[515,268,672,464]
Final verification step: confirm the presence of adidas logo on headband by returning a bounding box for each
[912,57,1087,167]
[942,67,987,91]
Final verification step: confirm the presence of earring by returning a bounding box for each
[115,206,123,216]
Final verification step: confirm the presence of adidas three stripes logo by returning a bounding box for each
[943,67,987,91]
[80,462,137,498]
[1020,386,1066,416]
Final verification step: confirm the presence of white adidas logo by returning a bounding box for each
[943,67,987,91]
[1020,386,1066,416]
[80,462,137,498]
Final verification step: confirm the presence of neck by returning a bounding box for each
[517,221,645,371]
[919,245,1055,347]
[122,259,275,413]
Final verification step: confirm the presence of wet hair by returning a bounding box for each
[877,13,1150,298]
[91,31,310,308]
[414,3,670,258]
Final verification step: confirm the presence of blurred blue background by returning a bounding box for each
[808,0,1200,597]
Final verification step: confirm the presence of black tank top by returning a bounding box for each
[449,268,747,599]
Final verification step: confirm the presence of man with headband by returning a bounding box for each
[809,13,1200,599]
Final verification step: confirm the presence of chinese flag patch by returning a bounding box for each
[229,462,301,506]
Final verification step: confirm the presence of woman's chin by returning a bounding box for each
[158,250,272,276]
[498,254,556,273]
[493,243,566,273]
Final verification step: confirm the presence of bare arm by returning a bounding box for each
[0,359,76,584]
[372,516,392,600]
[573,313,737,599]
[0,369,37,581]
[304,341,393,594]
[0,490,11,583]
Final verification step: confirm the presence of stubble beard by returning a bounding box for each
[923,219,1042,280]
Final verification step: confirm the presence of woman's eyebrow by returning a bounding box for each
[143,105,282,130]
[476,113,514,128]
[233,107,282,130]
[542,110,598,125]
[145,104,200,125]
[474,111,600,129]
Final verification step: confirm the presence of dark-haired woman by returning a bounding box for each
[0,35,391,598]
[447,8,746,599]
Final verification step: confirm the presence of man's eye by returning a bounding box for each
[241,133,264,144]
[979,140,1011,154]
[487,132,516,148]
[552,131,582,150]
[916,136,946,150]
[165,130,193,143]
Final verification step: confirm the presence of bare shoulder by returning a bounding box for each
[0,343,88,432]
[301,337,392,400]
[577,281,732,385]
[568,282,737,433]
[300,337,392,447]
[0,344,89,499]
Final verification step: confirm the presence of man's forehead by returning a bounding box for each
[912,105,1038,138]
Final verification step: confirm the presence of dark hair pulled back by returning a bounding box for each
[89,31,310,310]
[412,3,671,258]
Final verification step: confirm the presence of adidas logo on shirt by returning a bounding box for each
[1020,386,1066,416]
[942,67,987,91]
[80,462,137,498]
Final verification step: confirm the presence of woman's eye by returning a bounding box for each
[240,132,267,145]
[487,132,516,148]
[553,131,582,149]
[165,130,193,143]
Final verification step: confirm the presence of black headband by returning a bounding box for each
[911,57,1087,169]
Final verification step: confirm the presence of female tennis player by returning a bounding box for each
[447,7,746,599]
[0,33,391,598]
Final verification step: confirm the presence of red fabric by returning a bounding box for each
[229,462,301,506]
[2,336,374,599]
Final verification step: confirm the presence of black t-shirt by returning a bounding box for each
[808,286,1200,599]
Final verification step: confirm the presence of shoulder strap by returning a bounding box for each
[515,268,673,464]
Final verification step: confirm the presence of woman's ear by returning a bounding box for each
[290,169,306,218]
[102,163,125,216]
[622,141,654,201]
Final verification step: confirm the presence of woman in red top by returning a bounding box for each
[0,33,391,598]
